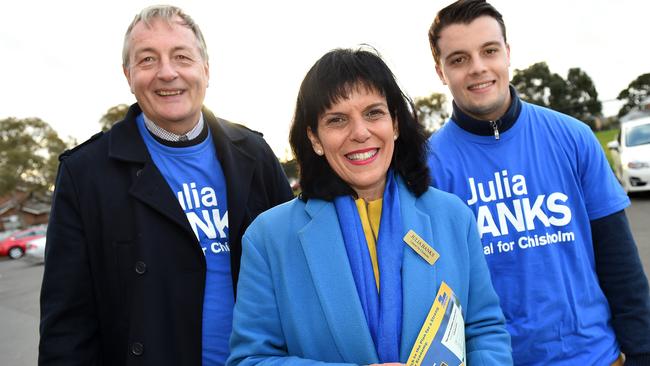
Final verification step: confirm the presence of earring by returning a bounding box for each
[315,149,323,156]
[393,134,398,141]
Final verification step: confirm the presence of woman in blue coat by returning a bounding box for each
[228,48,512,366]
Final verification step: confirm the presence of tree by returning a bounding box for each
[280,158,298,181]
[99,104,129,131]
[0,117,68,195]
[415,92,449,134]
[563,68,602,125]
[511,62,557,106]
[617,73,650,118]
[511,62,602,128]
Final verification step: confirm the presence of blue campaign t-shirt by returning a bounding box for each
[427,102,630,365]
[137,115,234,366]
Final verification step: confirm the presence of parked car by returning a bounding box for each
[0,224,47,259]
[608,116,650,193]
[23,236,47,264]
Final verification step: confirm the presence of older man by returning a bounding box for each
[39,5,292,366]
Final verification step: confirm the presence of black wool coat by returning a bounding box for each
[39,104,293,365]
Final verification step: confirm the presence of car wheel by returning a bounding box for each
[8,246,24,259]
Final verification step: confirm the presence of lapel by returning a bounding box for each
[204,108,255,249]
[397,179,439,361]
[108,104,196,240]
[299,199,379,364]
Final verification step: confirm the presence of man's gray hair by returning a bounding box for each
[122,4,208,67]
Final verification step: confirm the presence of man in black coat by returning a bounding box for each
[39,5,293,366]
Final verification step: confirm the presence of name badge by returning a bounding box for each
[403,230,439,265]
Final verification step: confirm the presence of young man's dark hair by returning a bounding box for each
[428,0,507,65]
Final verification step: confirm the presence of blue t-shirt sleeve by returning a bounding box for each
[576,123,630,219]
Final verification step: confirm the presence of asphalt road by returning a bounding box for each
[0,259,41,365]
[1,193,649,365]
[628,191,650,276]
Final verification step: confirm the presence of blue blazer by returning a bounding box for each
[228,179,512,366]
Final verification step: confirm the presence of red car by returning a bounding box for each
[0,225,47,259]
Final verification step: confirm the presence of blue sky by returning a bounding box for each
[2,0,647,157]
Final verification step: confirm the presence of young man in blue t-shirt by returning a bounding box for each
[426,1,650,365]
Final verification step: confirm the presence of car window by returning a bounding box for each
[12,227,46,239]
[626,124,650,147]
[0,230,17,241]
[15,231,33,238]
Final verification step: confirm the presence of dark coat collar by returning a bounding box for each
[108,103,255,260]
[108,104,249,162]
[106,103,256,281]
[451,85,522,136]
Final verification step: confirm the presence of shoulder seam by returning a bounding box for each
[59,131,104,161]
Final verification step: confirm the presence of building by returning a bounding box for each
[0,188,51,231]
[621,96,650,123]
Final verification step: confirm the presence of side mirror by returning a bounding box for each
[607,140,619,151]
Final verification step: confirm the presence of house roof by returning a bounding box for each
[621,97,650,123]
[0,190,51,216]
[21,201,51,215]
[621,109,650,123]
[0,200,16,215]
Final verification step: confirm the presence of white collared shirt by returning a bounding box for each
[143,113,204,142]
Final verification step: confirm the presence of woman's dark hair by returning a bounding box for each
[289,47,430,201]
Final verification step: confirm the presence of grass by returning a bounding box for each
[595,129,619,170]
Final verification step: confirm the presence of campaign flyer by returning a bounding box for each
[407,281,465,366]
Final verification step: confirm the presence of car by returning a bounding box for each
[608,117,650,193]
[23,236,46,264]
[0,224,47,259]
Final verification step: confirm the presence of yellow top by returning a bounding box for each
[355,197,383,291]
